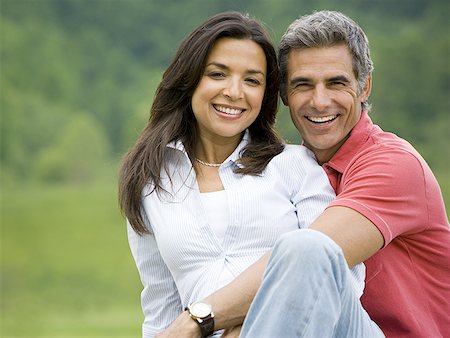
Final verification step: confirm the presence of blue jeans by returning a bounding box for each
[240,229,385,338]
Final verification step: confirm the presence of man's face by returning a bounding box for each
[286,44,371,164]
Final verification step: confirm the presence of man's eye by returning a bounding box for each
[293,82,310,89]
[331,81,346,86]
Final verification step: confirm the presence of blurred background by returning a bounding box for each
[1,0,448,336]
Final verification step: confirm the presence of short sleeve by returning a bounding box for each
[127,221,183,337]
[291,147,336,229]
[329,146,429,246]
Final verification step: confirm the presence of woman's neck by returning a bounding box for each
[195,133,243,164]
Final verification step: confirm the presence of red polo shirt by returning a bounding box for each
[323,111,450,337]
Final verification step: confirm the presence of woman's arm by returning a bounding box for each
[156,252,270,337]
[127,221,183,337]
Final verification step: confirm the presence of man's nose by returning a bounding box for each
[310,86,331,110]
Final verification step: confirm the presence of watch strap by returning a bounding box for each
[197,313,214,337]
[185,306,215,337]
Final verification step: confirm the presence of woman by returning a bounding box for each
[119,12,338,337]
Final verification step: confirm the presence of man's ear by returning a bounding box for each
[361,74,372,101]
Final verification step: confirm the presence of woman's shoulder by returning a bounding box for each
[266,143,320,175]
[282,143,310,154]
[275,144,317,163]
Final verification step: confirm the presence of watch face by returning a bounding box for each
[191,302,212,318]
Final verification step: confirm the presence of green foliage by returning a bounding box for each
[34,113,110,183]
[1,0,448,190]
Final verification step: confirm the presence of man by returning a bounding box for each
[159,10,449,338]
[237,10,450,337]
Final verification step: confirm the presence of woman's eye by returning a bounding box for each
[208,72,225,79]
[246,78,261,86]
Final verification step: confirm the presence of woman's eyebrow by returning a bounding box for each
[206,62,265,76]
[205,62,228,69]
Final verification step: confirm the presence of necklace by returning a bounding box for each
[195,158,222,167]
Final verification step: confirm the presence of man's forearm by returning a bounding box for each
[204,251,271,330]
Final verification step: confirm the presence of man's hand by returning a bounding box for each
[222,325,242,337]
[155,311,200,338]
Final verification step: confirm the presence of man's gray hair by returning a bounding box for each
[279,10,374,111]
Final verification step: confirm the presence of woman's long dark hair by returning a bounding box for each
[119,11,283,235]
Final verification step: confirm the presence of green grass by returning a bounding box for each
[1,183,143,337]
[1,174,448,338]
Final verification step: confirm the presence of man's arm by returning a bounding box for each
[310,206,384,268]
[155,252,270,337]
[158,206,383,337]
[204,252,270,328]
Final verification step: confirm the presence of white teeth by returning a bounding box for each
[307,115,337,123]
[215,105,242,115]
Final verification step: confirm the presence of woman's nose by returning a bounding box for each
[223,78,243,100]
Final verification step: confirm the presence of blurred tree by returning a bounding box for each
[34,113,110,183]
[369,0,450,171]
[0,0,448,191]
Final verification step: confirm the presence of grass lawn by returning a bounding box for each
[1,183,143,337]
[1,173,448,338]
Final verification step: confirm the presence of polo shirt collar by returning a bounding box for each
[325,111,373,173]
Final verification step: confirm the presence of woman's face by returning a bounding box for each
[191,37,267,143]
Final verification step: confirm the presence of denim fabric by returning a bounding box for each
[240,229,385,338]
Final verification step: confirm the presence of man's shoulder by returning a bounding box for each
[347,112,422,163]
[355,129,424,168]
[369,128,414,148]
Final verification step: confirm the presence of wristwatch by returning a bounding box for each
[185,301,215,337]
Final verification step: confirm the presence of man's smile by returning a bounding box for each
[305,114,338,123]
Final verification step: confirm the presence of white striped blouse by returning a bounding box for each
[127,132,364,337]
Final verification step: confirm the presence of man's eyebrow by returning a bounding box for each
[328,75,351,83]
[289,76,311,85]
